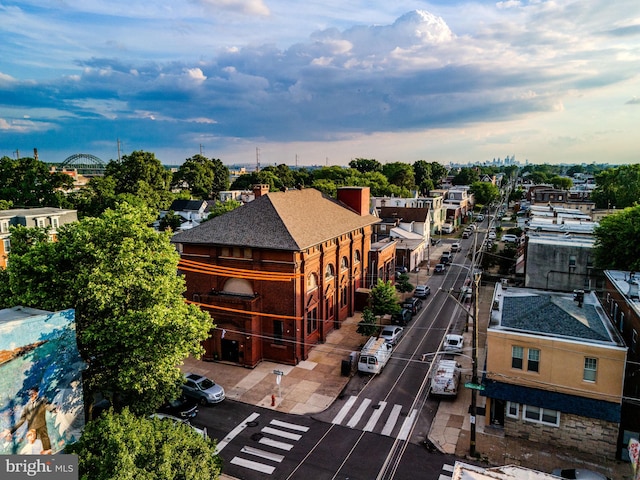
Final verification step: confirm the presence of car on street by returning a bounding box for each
[414,285,431,299]
[158,396,198,419]
[462,230,471,239]
[402,297,423,314]
[477,214,485,221]
[434,263,446,274]
[451,242,461,252]
[379,326,404,345]
[182,373,226,405]
[488,231,497,240]
[443,334,464,352]
[440,251,453,264]
[391,308,412,326]
[150,413,208,439]
[551,468,611,480]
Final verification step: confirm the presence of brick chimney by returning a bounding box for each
[337,187,370,216]
[253,184,270,198]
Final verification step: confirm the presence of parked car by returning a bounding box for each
[182,373,226,405]
[391,308,412,326]
[402,297,423,314]
[414,285,431,299]
[551,468,611,480]
[476,214,485,222]
[502,234,519,243]
[462,230,471,239]
[434,263,446,274]
[443,334,464,352]
[379,326,404,345]
[441,223,454,234]
[440,252,453,264]
[150,413,208,439]
[451,242,461,252]
[158,396,198,419]
[488,231,497,240]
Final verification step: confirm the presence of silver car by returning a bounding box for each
[182,373,226,405]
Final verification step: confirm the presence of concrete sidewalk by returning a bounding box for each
[183,234,632,480]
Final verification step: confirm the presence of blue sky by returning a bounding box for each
[1,0,638,167]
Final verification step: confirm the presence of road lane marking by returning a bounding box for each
[241,445,285,463]
[331,395,357,424]
[397,408,417,441]
[230,456,275,474]
[364,401,387,432]
[261,426,302,441]
[259,437,294,451]
[270,419,309,432]
[346,398,372,428]
[215,412,260,454]
[381,404,402,436]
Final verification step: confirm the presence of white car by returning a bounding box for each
[502,234,519,243]
[488,231,497,240]
[379,326,404,345]
[451,242,461,252]
[443,334,464,352]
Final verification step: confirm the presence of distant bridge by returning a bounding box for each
[58,153,106,176]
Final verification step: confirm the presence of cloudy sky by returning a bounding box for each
[1,0,638,167]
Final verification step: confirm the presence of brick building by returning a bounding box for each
[171,186,380,367]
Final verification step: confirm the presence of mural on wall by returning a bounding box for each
[0,308,85,455]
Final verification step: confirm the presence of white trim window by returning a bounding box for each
[527,348,540,373]
[36,217,45,228]
[0,220,8,233]
[506,401,519,419]
[51,217,59,229]
[3,238,10,253]
[511,346,524,369]
[583,357,597,382]
[523,405,560,427]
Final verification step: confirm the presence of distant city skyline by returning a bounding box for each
[1,1,638,166]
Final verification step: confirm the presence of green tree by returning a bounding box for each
[172,155,229,199]
[550,176,572,190]
[591,165,640,209]
[0,199,13,210]
[105,151,173,210]
[159,210,183,232]
[370,280,400,316]
[470,181,500,206]
[68,176,118,218]
[593,206,640,270]
[382,162,415,190]
[452,167,480,186]
[207,199,242,220]
[67,408,222,480]
[3,203,212,414]
[356,308,379,337]
[395,273,414,293]
[0,156,73,207]
[349,158,382,174]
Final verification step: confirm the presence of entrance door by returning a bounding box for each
[490,399,505,427]
[221,339,239,363]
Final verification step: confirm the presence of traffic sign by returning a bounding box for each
[464,382,485,391]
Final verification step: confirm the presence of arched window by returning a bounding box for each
[355,250,361,264]
[340,256,349,271]
[307,273,319,292]
[222,278,254,296]
[325,264,335,279]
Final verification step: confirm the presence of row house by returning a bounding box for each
[0,207,78,269]
[600,270,640,460]
[171,186,380,367]
[378,206,429,273]
[371,193,446,235]
[482,284,627,460]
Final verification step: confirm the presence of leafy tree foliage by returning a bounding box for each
[370,279,400,316]
[0,156,73,207]
[395,273,414,293]
[356,308,379,337]
[105,151,173,210]
[550,175,572,190]
[172,155,229,199]
[382,162,415,190]
[349,158,382,174]
[0,199,13,210]
[158,210,183,232]
[591,165,640,209]
[451,167,480,186]
[67,408,222,480]
[470,181,500,206]
[593,206,640,270]
[3,204,212,414]
[207,199,242,220]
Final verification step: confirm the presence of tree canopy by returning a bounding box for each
[451,167,480,186]
[470,181,500,206]
[370,280,400,316]
[67,408,222,480]
[171,154,230,199]
[591,164,640,209]
[1,203,212,414]
[593,205,640,271]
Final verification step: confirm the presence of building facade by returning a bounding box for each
[483,284,627,459]
[171,186,379,367]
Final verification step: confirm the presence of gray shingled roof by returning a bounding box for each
[501,294,610,341]
[171,188,379,251]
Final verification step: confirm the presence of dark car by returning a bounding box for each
[158,396,198,419]
[402,297,423,314]
[440,252,452,264]
[391,308,412,326]
[434,263,446,274]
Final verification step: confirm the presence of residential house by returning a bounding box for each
[372,193,446,235]
[379,206,429,272]
[0,207,78,269]
[156,199,209,232]
[483,284,627,459]
[171,186,380,367]
[600,270,640,460]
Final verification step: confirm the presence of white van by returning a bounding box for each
[441,223,454,234]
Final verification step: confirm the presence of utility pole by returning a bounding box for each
[469,226,481,457]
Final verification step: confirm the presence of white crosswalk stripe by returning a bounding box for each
[438,463,455,480]
[331,396,418,439]
[229,417,310,475]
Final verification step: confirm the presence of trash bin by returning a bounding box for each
[341,351,358,377]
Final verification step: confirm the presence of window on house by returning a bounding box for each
[306,307,318,335]
[307,273,318,292]
[325,264,335,279]
[523,405,560,426]
[3,239,10,253]
[273,320,284,345]
[633,330,638,354]
[512,346,523,369]
[36,218,45,228]
[619,312,625,332]
[341,256,349,271]
[340,286,348,308]
[584,357,597,382]
[527,349,540,373]
[355,250,361,264]
[0,221,8,233]
[506,402,519,418]
[51,217,59,229]
[568,255,576,267]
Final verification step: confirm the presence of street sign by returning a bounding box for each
[464,382,485,391]
[273,370,284,376]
